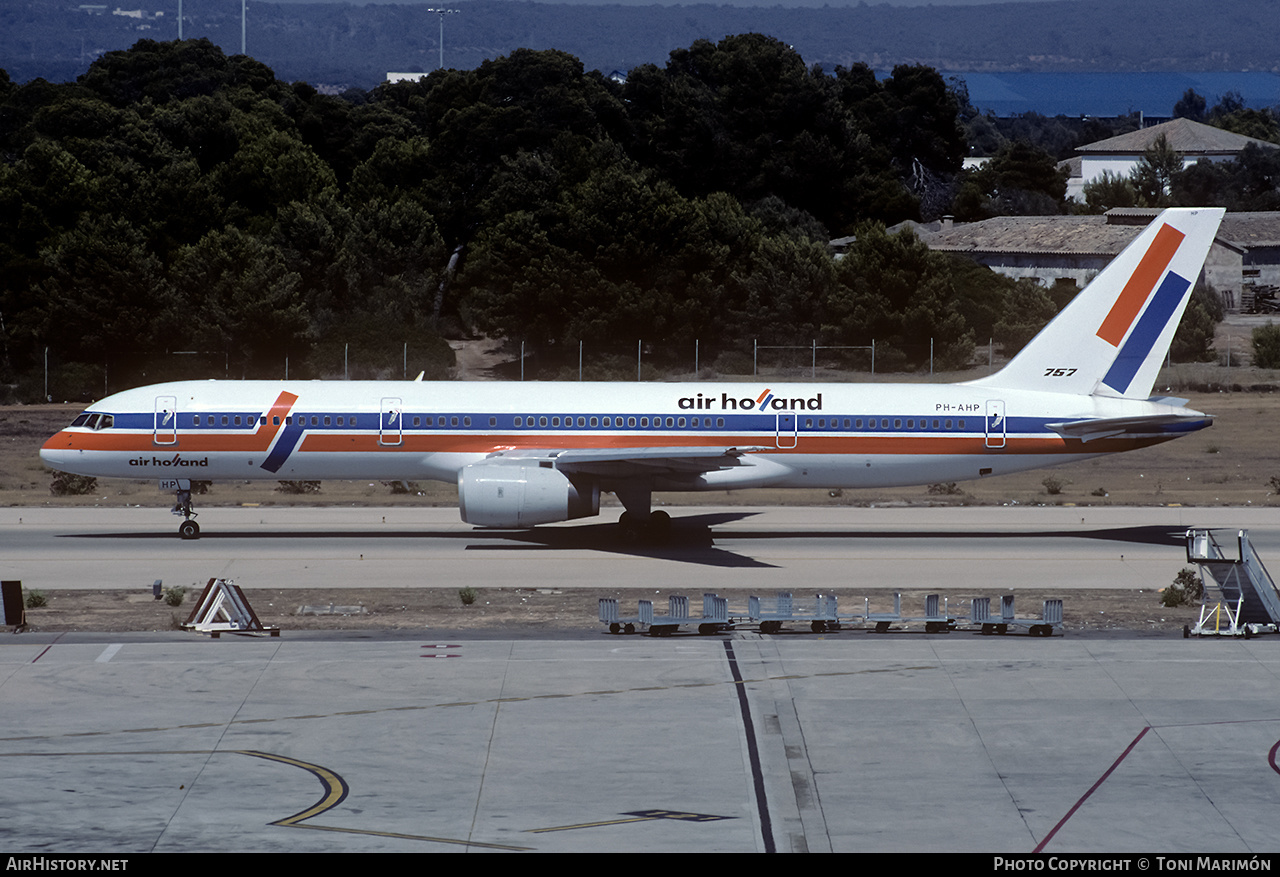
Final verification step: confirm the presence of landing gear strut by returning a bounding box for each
[172,488,200,539]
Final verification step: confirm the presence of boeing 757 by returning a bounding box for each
[41,207,1224,540]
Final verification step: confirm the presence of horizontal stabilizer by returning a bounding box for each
[1047,413,1214,443]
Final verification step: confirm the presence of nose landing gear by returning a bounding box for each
[172,487,200,539]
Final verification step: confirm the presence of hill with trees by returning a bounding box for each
[2,0,1277,90]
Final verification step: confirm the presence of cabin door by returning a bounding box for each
[985,400,1006,449]
[154,395,178,446]
[379,397,403,446]
[776,413,798,449]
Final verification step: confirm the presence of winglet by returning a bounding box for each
[967,207,1225,399]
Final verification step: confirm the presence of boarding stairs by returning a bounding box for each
[1185,529,1280,637]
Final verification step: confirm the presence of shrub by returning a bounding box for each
[1251,322,1280,369]
[163,586,186,607]
[276,480,321,494]
[1042,476,1067,495]
[458,587,478,606]
[49,472,98,496]
[1160,568,1203,607]
[25,589,47,609]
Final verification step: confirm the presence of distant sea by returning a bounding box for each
[955,72,1280,117]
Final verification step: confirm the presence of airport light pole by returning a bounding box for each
[426,8,460,70]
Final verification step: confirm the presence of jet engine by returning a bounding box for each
[458,462,599,528]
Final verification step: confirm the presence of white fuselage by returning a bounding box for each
[39,379,1205,492]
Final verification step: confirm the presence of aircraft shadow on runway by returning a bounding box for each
[66,512,776,569]
[64,517,1188,568]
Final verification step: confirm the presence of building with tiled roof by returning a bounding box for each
[909,209,1280,310]
[1065,118,1278,202]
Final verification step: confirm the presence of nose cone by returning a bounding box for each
[40,432,74,472]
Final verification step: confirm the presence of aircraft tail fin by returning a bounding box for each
[967,207,1225,399]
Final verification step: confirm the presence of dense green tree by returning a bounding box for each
[1131,133,1182,206]
[825,225,974,369]
[954,140,1068,220]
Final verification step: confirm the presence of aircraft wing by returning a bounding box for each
[1046,413,1214,443]
[485,446,765,478]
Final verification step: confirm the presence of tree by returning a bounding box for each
[954,140,1067,219]
[1251,322,1280,370]
[1170,282,1223,363]
[1131,134,1182,206]
[1173,89,1206,122]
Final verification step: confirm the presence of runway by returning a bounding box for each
[5,504,1280,593]
[3,506,1280,854]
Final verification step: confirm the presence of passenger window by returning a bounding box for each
[716,418,724,428]
[577,416,586,427]
[310,416,318,426]
[945,419,952,429]
[464,417,471,427]
[552,417,560,427]
[223,415,230,426]
[489,417,496,427]
[539,416,548,427]
[628,417,636,427]
[337,416,344,426]
[412,416,420,427]
[590,417,598,427]
[323,416,331,426]
[677,417,686,427]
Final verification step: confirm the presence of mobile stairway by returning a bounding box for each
[1184,529,1280,638]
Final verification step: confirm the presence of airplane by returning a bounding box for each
[41,207,1224,541]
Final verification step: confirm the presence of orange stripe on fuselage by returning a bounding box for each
[294,432,1174,456]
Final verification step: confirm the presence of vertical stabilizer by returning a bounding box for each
[968,207,1224,398]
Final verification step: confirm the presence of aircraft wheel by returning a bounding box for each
[649,510,671,539]
[179,519,200,540]
[618,511,642,542]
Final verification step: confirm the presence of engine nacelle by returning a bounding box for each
[458,462,600,528]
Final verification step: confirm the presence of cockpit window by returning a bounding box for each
[72,413,114,430]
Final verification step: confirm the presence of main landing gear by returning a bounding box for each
[614,481,673,544]
[618,509,671,544]
[172,487,200,539]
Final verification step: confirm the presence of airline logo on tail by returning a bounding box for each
[1095,223,1190,396]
